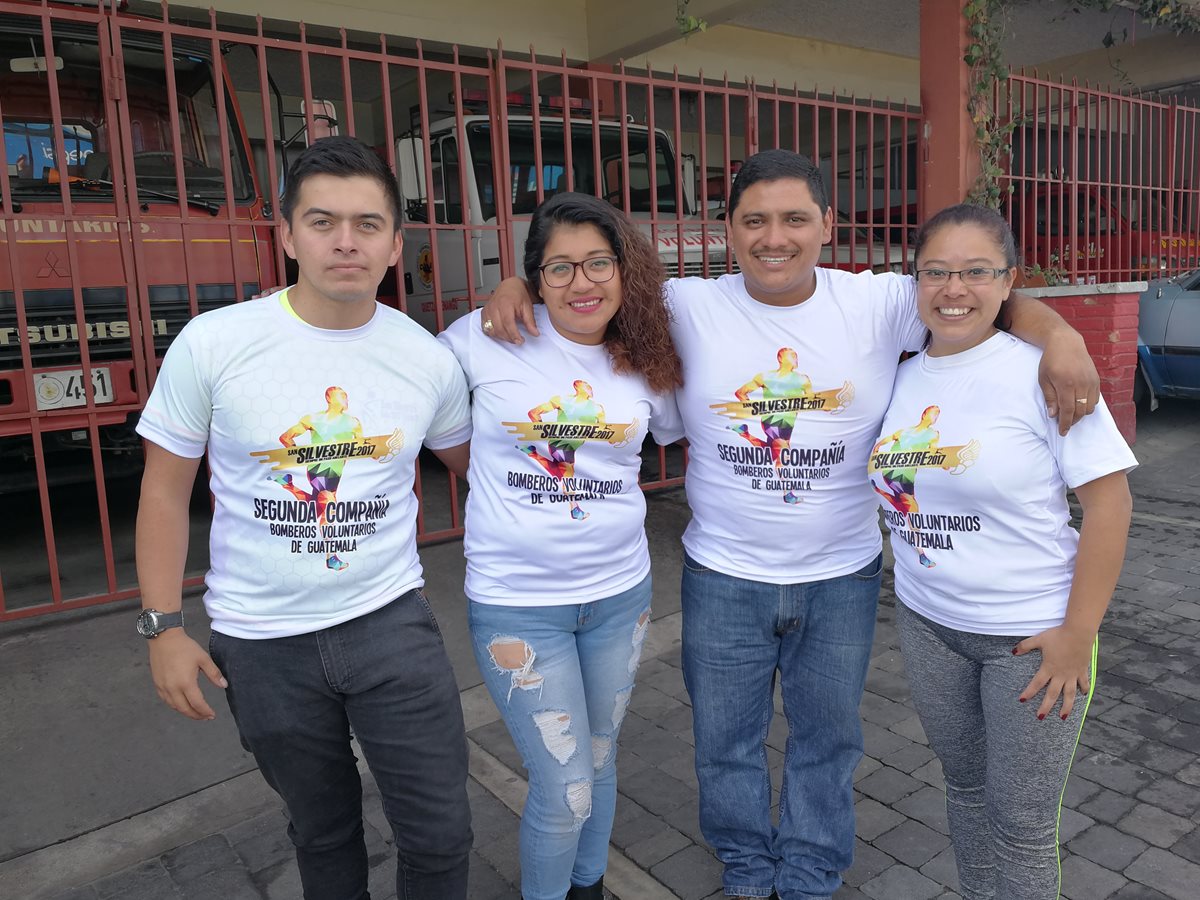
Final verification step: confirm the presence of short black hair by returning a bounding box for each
[280,136,401,230]
[914,203,1019,269]
[728,149,830,217]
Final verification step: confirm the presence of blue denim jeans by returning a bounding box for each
[209,590,472,900]
[468,575,652,900]
[681,554,882,900]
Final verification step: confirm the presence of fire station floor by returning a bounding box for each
[2,402,1200,900]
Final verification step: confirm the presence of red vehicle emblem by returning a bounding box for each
[37,250,69,278]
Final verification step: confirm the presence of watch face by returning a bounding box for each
[136,610,158,637]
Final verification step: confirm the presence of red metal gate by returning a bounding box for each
[0,0,919,620]
[995,69,1200,283]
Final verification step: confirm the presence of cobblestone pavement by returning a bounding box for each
[43,403,1200,900]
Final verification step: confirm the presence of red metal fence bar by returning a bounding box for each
[0,0,127,618]
[1,0,918,620]
[998,69,1200,284]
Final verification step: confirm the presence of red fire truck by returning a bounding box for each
[0,9,274,492]
[1010,181,1199,281]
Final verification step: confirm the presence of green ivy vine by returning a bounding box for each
[676,0,708,36]
[964,1,1200,209]
[1079,0,1200,38]
[963,0,1015,209]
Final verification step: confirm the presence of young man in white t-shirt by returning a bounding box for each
[134,137,473,900]
[481,149,1100,900]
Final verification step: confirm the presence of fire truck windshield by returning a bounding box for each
[465,121,680,221]
[1,27,252,204]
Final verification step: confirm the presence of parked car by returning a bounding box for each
[1136,268,1200,408]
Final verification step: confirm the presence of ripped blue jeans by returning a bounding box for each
[468,575,652,900]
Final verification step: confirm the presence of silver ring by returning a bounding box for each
[482,318,494,333]
[1075,398,1088,404]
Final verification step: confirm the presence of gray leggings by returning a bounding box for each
[895,601,1095,900]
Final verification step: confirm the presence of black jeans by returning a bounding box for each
[210,590,472,900]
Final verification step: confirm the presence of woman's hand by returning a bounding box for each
[481,276,540,343]
[1014,623,1096,721]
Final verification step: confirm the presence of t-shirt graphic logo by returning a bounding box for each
[502,379,636,520]
[711,347,854,502]
[250,386,404,571]
[869,404,981,569]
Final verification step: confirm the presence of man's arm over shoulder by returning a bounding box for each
[1005,292,1100,434]
[479,277,541,343]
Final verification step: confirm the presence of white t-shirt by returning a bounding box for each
[137,291,472,639]
[871,331,1137,635]
[438,306,682,606]
[665,269,927,583]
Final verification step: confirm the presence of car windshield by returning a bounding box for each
[1122,193,1182,231]
[466,120,679,220]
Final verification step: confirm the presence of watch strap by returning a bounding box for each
[154,610,185,630]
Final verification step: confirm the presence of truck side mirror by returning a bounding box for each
[300,99,339,145]
[395,137,427,205]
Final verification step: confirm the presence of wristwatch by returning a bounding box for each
[136,608,185,639]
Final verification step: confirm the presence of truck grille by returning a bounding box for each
[0,283,256,370]
[675,258,739,278]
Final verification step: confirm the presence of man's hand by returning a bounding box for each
[481,276,540,343]
[148,629,227,721]
[1038,330,1099,435]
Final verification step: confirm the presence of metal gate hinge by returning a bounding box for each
[107,56,124,102]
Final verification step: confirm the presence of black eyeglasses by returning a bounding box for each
[538,256,618,288]
[914,267,1010,286]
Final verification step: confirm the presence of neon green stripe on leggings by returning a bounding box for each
[1052,636,1099,899]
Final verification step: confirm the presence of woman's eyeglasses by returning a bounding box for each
[914,267,1010,286]
[538,257,619,288]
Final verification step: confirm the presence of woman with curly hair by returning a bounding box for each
[437,191,683,900]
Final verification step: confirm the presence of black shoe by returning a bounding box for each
[566,876,604,900]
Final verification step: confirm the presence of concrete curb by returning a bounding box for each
[0,773,279,900]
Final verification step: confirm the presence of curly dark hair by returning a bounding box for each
[523,193,683,394]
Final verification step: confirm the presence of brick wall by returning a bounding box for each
[1022,284,1143,444]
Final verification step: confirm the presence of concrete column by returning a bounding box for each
[919,0,979,219]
